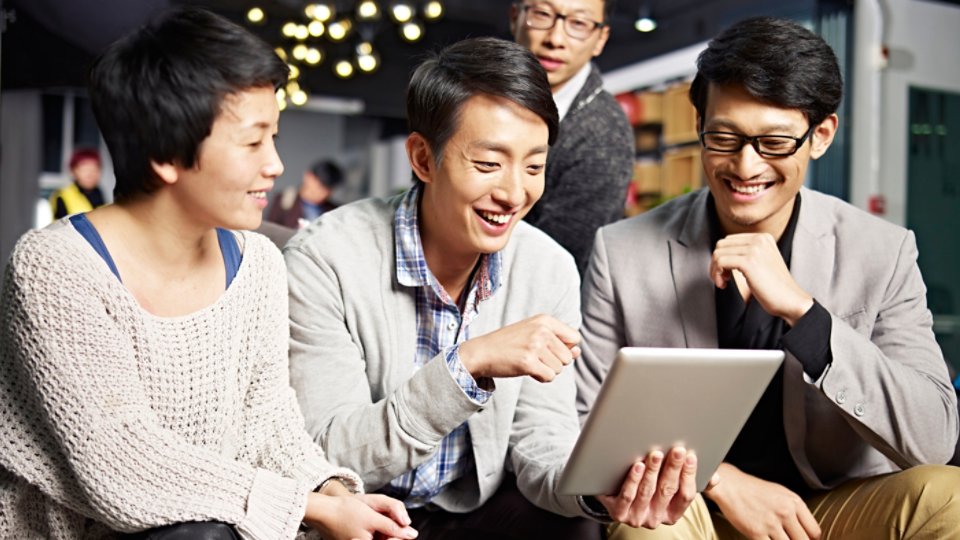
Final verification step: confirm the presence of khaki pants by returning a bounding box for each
[608,465,960,540]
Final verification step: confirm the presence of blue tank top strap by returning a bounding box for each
[69,214,123,282]
[216,228,242,288]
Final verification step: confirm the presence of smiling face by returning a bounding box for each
[410,93,549,273]
[511,0,609,92]
[700,83,837,238]
[158,86,283,231]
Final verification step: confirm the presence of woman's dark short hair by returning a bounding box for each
[88,7,288,202]
[406,36,559,165]
[689,17,843,128]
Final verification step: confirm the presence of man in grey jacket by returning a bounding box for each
[578,17,960,540]
[286,37,699,539]
[511,0,634,274]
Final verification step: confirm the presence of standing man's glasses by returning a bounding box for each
[699,125,815,158]
[519,3,606,40]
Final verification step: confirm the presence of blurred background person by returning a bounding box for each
[50,147,106,219]
[267,159,343,229]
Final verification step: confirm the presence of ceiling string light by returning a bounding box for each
[634,3,657,33]
[247,1,446,106]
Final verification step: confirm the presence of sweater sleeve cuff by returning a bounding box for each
[782,299,833,380]
[237,469,308,540]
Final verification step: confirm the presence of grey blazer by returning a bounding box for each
[577,187,959,490]
[284,195,587,517]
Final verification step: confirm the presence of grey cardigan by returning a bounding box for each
[577,187,959,489]
[525,64,634,274]
[284,194,587,517]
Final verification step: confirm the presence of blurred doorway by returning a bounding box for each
[907,87,960,376]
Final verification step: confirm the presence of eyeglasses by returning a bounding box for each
[519,3,606,40]
[699,125,815,157]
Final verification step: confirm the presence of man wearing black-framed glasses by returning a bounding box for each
[577,16,960,540]
[510,0,633,275]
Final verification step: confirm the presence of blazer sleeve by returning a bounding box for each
[814,230,959,466]
[285,245,482,491]
[508,252,586,517]
[0,237,308,540]
[576,228,627,421]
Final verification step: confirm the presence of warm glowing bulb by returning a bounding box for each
[246,7,265,24]
[356,42,373,55]
[274,47,288,61]
[291,90,308,106]
[278,97,288,111]
[287,64,300,79]
[308,20,325,36]
[312,4,333,21]
[335,60,354,78]
[401,21,422,42]
[292,44,308,60]
[357,54,378,72]
[294,24,309,40]
[391,3,413,23]
[328,20,349,41]
[424,1,443,20]
[305,47,322,65]
[276,88,287,101]
[634,17,656,32]
[357,0,379,19]
[282,22,298,37]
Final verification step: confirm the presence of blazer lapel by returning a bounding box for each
[790,188,836,305]
[671,190,718,349]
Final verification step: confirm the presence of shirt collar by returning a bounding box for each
[394,184,502,300]
[553,62,593,122]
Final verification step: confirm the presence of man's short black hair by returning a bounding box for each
[406,36,559,165]
[689,16,843,128]
[89,7,288,202]
[309,160,344,188]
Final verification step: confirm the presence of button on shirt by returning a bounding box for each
[382,185,499,507]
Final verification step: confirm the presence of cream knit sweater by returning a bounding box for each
[0,220,361,539]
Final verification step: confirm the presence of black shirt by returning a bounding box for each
[707,193,833,497]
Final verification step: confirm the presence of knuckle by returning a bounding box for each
[638,482,656,501]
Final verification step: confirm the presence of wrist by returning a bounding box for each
[783,295,815,327]
[457,339,484,378]
[317,477,349,496]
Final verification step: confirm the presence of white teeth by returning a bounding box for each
[730,182,766,195]
[479,211,510,225]
[248,191,267,199]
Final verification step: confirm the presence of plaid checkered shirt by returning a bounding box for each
[381,185,500,507]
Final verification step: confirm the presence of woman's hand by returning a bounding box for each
[303,480,417,540]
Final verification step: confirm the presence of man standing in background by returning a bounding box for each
[267,159,343,229]
[511,0,633,273]
[50,148,106,219]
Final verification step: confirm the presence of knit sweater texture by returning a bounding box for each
[0,220,361,539]
[525,64,634,274]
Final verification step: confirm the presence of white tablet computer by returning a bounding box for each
[557,347,784,496]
